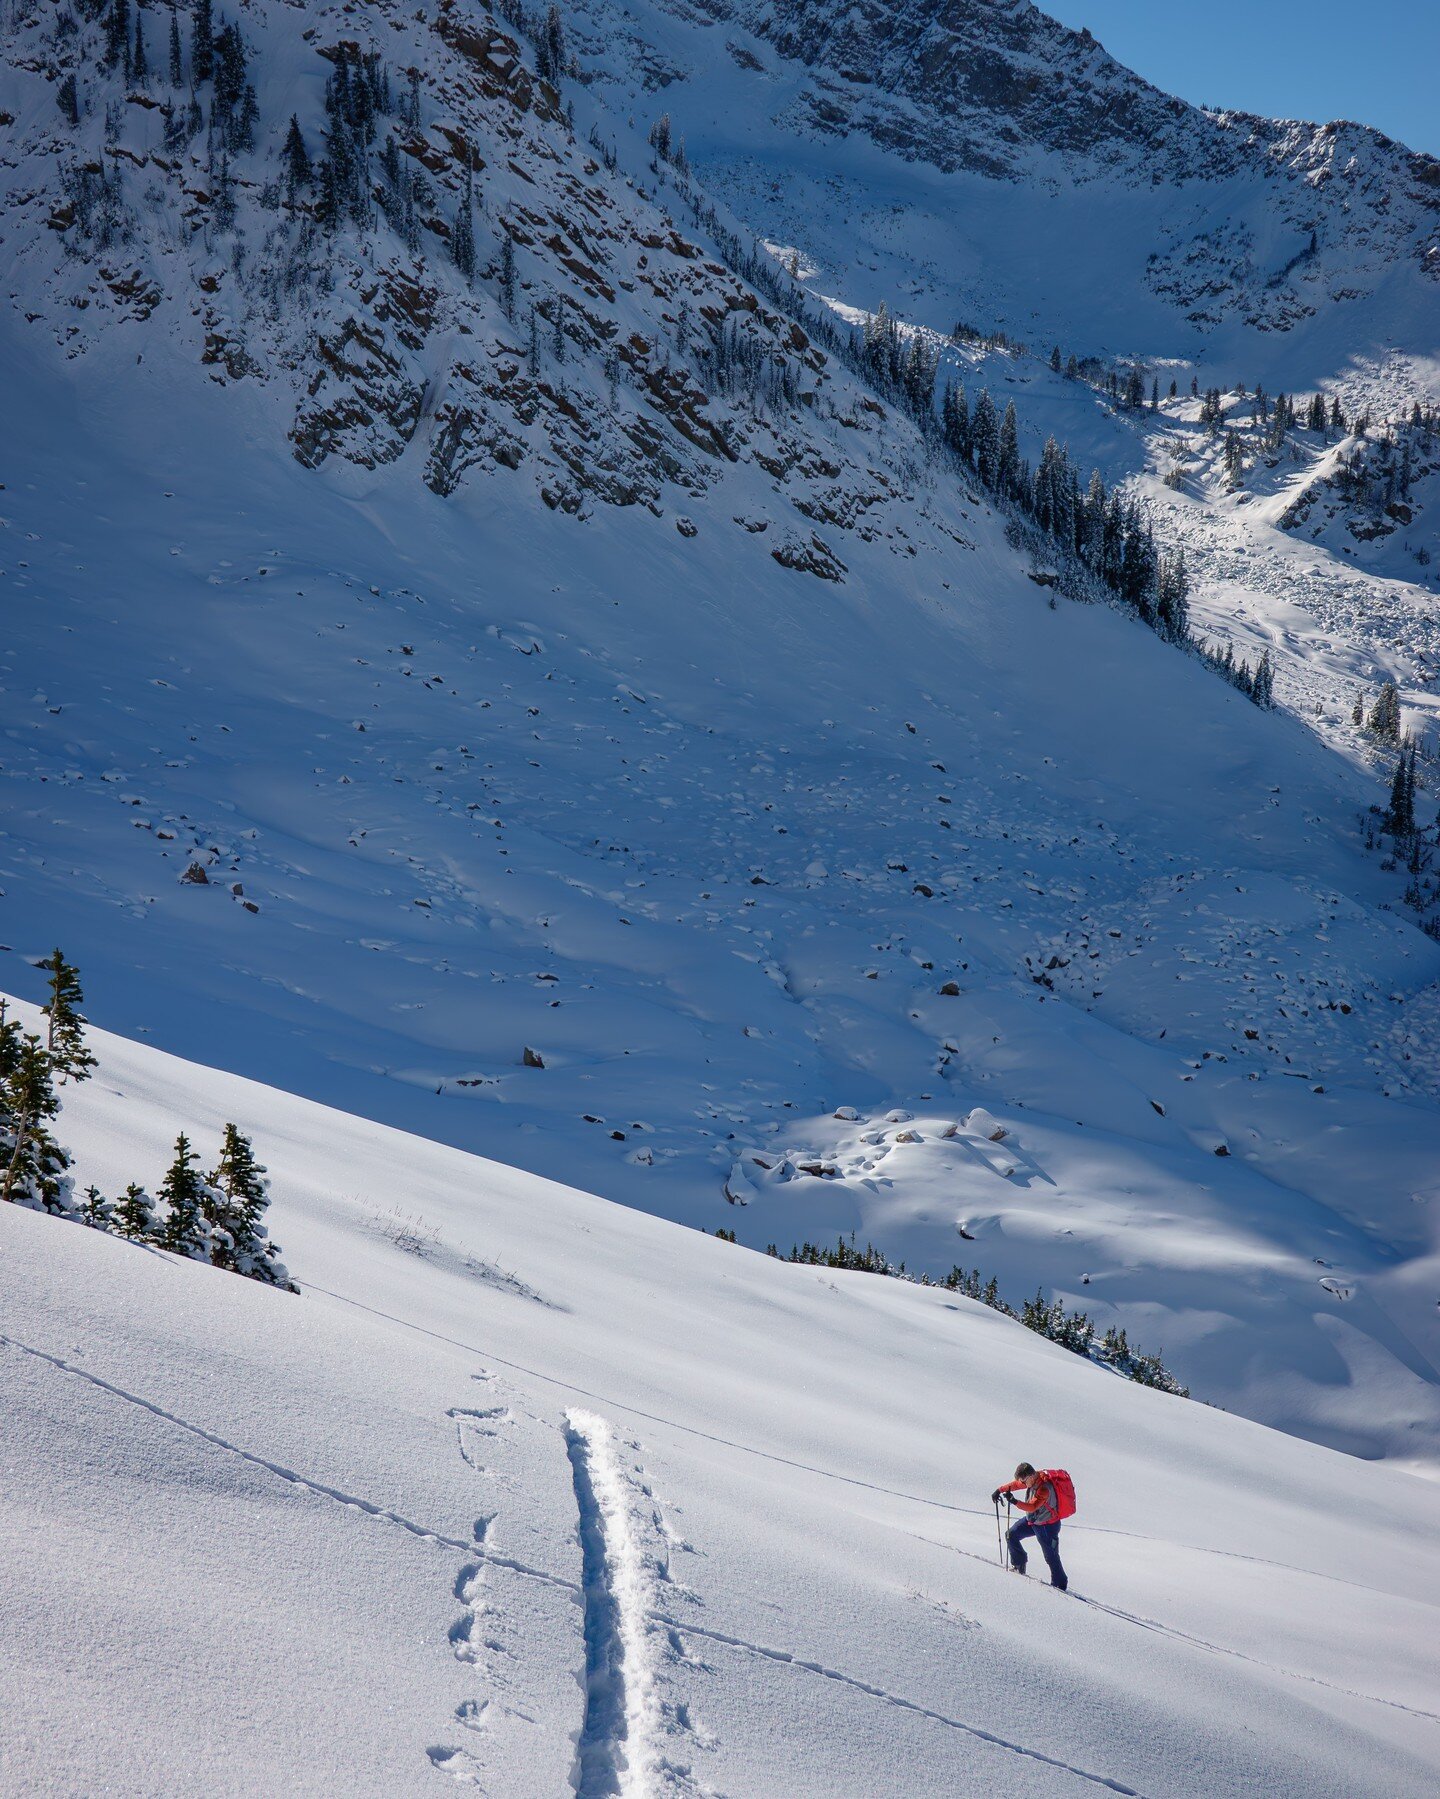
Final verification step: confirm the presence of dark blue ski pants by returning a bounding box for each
[1007,1518,1067,1588]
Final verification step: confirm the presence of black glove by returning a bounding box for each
[990,1488,1003,1504]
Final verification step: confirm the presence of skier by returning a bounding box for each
[992,1462,1069,1589]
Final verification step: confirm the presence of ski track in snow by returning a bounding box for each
[565,1410,660,1799]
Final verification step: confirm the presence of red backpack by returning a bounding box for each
[1041,1469,1076,1520]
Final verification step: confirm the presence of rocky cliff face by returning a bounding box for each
[0,0,935,563]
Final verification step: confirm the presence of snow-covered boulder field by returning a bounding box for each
[2,1015,1437,1796]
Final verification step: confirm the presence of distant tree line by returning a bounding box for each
[737,1232,1187,1395]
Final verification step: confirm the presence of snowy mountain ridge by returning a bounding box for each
[562,0,1440,378]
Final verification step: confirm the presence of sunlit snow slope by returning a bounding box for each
[2,1014,1439,1797]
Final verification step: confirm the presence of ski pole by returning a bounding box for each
[995,1497,1006,1567]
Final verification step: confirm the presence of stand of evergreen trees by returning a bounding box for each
[763,1234,1188,1396]
[1,952,296,1291]
[936,370,1205,652]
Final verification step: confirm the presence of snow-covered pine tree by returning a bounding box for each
[971,389,999,487]
[1369,680,1402,741]
[115,1181,159,1241]
[206,1122,295,1288]
[168,9,184,86]
[1253,647,1275,709]
[998,401,1020,497]
[79,1184,115,1230]
[0,1007,75,1216]
[155,1133,213,1260]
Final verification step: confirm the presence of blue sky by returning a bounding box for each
[1043,1,1439,156]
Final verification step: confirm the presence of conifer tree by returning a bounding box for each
[80,1184,115,1230]
[1369,680,1401,741]
[192,0,213,84]
[102,0,131,71]
[452,158,476,279]
[58,73,81,125]
[38,950,97,1087]
[207,1123,294,1287]
[0,1013,73,1215]
[133,9,149,86]
[1385,744,1417,840]
[169,8,184,85]
[156,1134,211,1259]
[537,4,565,84]
[971,389,999,487]
[282,114,311,202]
[115,1181,159,1241]
[1252,647,1275,709]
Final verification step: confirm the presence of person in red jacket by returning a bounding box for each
[992,1462,1068,1589]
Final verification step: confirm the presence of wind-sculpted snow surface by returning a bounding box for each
[1,1039,1439,1794]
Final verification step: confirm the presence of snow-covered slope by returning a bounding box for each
[3,1017,1439,1796]
[3,1,1440,1468]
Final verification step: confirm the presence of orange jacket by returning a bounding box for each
[999,1475,1059,1525]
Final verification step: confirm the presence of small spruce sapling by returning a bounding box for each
[115,1182,159,1241]
[80,1184,115,1230]
[156,1134,212,1260]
